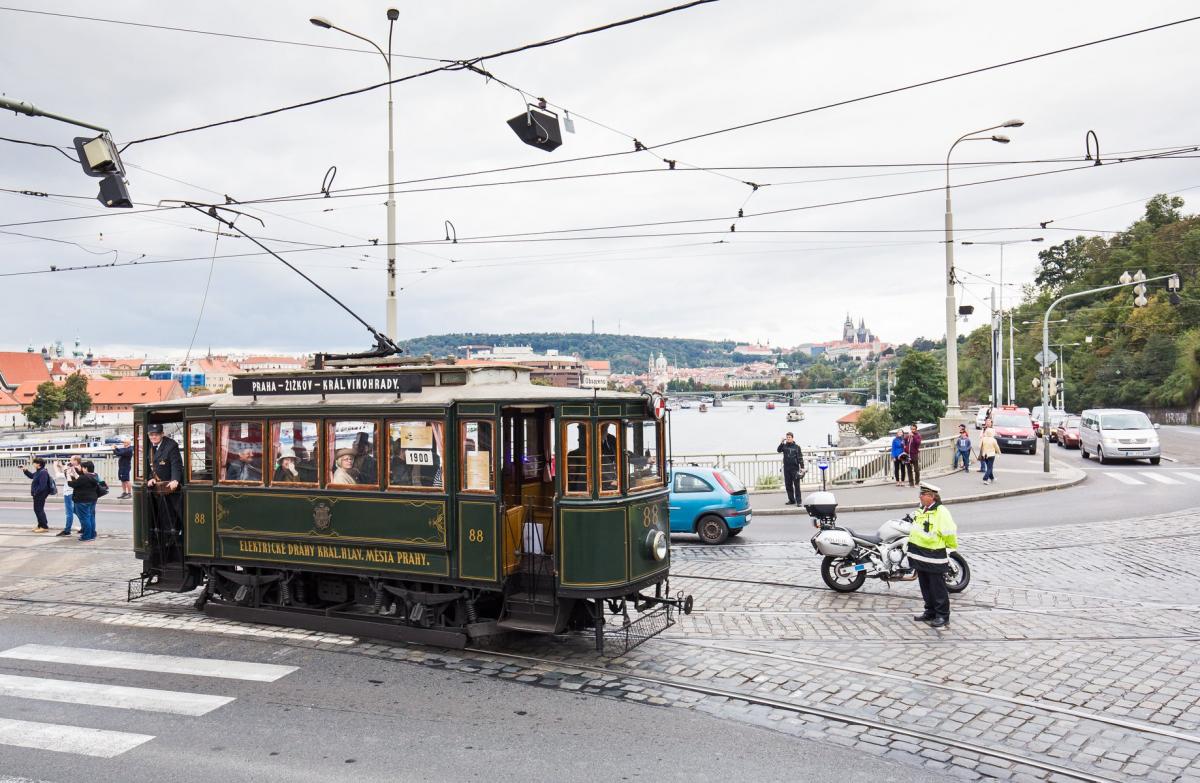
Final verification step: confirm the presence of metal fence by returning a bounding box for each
[0,455,121,485]
[672,436,956,490]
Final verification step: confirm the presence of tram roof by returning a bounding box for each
[134,363,644,412]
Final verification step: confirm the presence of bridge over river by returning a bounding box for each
[667,387,871,406]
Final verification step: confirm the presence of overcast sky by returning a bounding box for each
[2,1,1198,359]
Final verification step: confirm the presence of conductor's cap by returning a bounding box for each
[147,423,164,434]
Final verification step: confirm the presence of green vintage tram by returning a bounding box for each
[131,358,689,652]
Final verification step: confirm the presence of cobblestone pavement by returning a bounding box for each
[1,510,1199,781]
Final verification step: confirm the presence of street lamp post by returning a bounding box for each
[311,9,401,340]
[961,237,1043,405]
[1051,342,1081,410]
[943,120,1024,426]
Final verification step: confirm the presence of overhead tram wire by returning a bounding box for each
[118,0,717,151]
[0,5,451,62]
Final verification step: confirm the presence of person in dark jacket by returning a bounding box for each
[776,432,806,505]
[21,456,52,532]
[145,423,184,534]
[113,437,134,498]
[890,429,906,486]
[67,460,100,542]
[906,424,923,486]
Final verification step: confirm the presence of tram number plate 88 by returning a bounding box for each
[405,449,434,465]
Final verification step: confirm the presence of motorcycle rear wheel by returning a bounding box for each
[821,556,867,592]
[945,551,971,593]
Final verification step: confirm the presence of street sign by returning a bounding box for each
[1034,349,1057,367]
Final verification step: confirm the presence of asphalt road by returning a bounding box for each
[0,613,940,783]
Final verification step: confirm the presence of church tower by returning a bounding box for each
[842,313,855,342]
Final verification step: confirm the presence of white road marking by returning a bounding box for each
[1139,472,1183,485]
[1103,472,1144,485]
[0,645,296,682]
[0,673,233,716]
[0,717,153,758]
[1175,472,1200,483]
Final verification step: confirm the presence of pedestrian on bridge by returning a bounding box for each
[978,427,999,484]
[21,456,52,532]
[952,425,972,472]
[905,424,922,486]
[114,437,133,499]
[891,429,906,486]
[52,456,81,536]
[777,432,806,505]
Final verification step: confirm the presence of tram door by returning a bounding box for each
[499,407,556,586]
[139,413,196,591]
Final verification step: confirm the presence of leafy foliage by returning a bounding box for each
[890,351,946,426]
[854,404,894,439]
[24,381,64,427]
[957,196,1200,412]
[62,372,92,426]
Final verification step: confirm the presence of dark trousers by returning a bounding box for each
[783,466,802,504]
[892,458,904,482]
[908,458,921,486]
[32,492,49,528]
[917,568,950,619]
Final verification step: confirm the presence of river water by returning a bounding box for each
[667,401,862,456]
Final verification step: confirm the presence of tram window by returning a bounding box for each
[327,420,379,488]
[460,420,494,493]
[563,421,591,496]
[625,420,663,490]
[134,423,143,481]
[218,421,264,484]
[188,422,214,482]
[387,420,444,490]
[270,420,319,486]
[598,421,620,495]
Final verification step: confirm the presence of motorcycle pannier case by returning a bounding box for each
[813,529,854,556]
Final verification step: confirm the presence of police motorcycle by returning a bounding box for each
[805,491,970,593]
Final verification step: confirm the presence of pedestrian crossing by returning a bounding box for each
[0,643,297,760]
[1096,470,1200,486]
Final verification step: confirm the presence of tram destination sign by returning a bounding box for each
[232,373,422,397]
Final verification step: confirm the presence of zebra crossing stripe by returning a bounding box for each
[0,645,297,682]
[1139,472,1183,485]
[0,673,234,716]
[0,717,153,758]
[1103,472,1144,485]
[1176,472,1200,483]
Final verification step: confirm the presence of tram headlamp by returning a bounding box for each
[647,530,668,561]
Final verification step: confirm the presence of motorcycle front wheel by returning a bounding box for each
[821,556,867,592]
[944,551,971,593]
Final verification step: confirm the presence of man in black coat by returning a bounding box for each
[145,423,184,540]
[777,432,806,505]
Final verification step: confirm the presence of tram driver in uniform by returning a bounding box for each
[145,423,183,492]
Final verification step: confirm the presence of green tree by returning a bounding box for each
[62,372,92,426]
[890,352,946,426]
[24,381,64,428]
[854,404,894,440]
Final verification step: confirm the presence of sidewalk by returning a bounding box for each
[0,484,133,505]
[750,454,1086,514]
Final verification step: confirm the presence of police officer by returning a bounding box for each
[908,481,958,628]
[776,432,805,505]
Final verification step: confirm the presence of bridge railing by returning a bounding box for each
[0,455,122,485]
[672,436,955,491]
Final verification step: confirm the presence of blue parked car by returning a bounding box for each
[668,466,752,544]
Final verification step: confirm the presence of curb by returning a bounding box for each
[753,467,1088,515]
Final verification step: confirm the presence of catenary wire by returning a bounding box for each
[0,5,451,62]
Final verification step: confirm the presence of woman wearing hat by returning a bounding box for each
[273,447,302,483]
[908,481,958,629]
[331,448,359,485]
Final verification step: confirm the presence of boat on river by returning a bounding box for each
[765,401,776,410]
[698,403,708,413]
[786,408,803,422]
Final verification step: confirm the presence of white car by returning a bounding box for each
[1079,408,1161,465]
[974,407,990,429]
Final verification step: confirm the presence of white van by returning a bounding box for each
[1079,409,1161,465]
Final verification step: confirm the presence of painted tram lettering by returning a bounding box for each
[237,539,428,567]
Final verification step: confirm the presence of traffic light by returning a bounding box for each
[72,134,132,208]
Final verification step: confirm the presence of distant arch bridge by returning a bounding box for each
[667,388,871,405]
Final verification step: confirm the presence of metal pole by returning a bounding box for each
[990,287,999,407]
[1008,309,1016,405]
[997,246,1004,404]
[384,17,398,341]
[0,96,109,133]
[943,165,960,415]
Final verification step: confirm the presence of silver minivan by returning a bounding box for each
[1079,408,1162,465]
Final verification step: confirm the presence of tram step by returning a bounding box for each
[496,615,562,634]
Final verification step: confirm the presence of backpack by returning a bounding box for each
[96,479,110,498]
[47,474,58,496]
